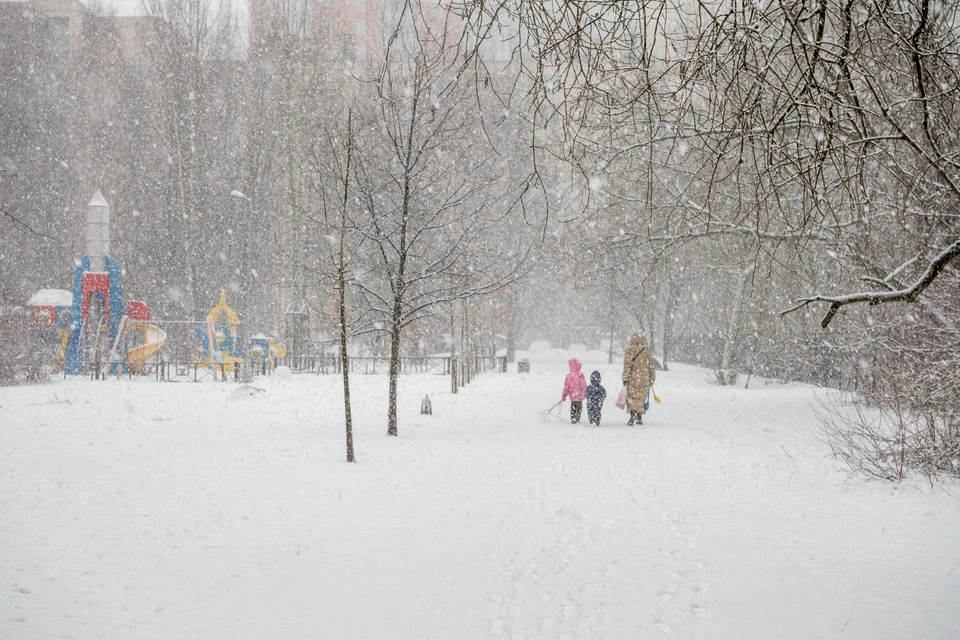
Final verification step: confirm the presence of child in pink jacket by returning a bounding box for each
[561,358,587,424]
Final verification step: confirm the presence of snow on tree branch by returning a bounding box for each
[781,239,960,328]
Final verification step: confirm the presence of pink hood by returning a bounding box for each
[562,358,587,401]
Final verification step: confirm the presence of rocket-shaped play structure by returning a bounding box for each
[34,191,295,377]
[62,191,166,375]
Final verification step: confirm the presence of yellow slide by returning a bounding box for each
[125,323,167,373]
[52,328,70,374]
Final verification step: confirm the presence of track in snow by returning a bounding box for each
[1,351,959,639]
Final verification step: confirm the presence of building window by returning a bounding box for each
[354,20,366,36]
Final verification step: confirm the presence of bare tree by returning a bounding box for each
[461,0,960,323]
[301,105,364,460]
[328,111,358,462]
[350,9,533,436]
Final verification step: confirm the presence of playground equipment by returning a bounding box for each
[191,292,288,373]
[193,292,244,371]
[30,191,165,375]
[109,312,168,375]
[249,334,288,369]
[28,289,73,372]
[29,192,288,379]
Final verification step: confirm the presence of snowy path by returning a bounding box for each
[2,352,959,639]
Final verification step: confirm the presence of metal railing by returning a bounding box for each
[275,355,507,376]
[59,360,239,382]
[54,355,509,381]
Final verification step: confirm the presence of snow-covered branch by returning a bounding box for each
[781,239,960,328]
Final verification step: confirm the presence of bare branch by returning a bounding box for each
[0,206,61,244]
[782,239,960,327]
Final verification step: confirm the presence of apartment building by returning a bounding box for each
[249,0,379,62]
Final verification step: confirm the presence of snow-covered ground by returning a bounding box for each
[2,349,959,639]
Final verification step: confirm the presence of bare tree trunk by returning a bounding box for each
[339,251,354,461]
[506,288,516,363]
[387,301,402,436]
[607,276,616,364]
[720,265,755,385]
[463,298,471,385]
[339,111,355,462]
[450,303,458,394]
[459,298,466,387]
[661,271,676,372]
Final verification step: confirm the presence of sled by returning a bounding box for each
[541,401,565,423]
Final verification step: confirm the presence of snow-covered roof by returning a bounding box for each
[28,289,73,307]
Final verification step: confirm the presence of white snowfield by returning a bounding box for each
[2,349,959,639]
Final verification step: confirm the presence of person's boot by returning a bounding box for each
[638,413,643,424]
[627,412,635,426]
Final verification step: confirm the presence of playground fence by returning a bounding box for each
[55,355,508,381]
[275,355,507,376]
[59,360,238,382]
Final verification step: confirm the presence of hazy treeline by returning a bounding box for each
[1,1,529,347]
[2,0,957,398]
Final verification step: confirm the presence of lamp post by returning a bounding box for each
[231,189,255,382]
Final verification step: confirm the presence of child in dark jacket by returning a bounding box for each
[585,370,606,426]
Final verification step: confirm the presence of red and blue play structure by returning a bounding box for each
[33,190,163,376]
[63,254,126,375]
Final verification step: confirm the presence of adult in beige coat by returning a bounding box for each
[621,332,656,425]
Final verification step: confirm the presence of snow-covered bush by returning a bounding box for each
[818,394,960,483]
[817,281,960,482]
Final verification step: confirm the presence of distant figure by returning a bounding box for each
[585,370,607,426]
[561,358,587,424]
[421,395,432,415]
[622,332,656,425]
